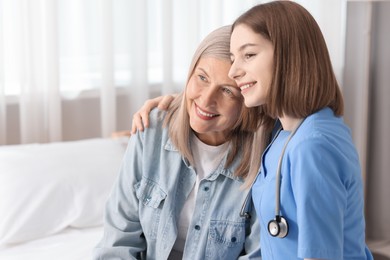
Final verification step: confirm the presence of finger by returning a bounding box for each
[139,110,150,128]
[131,113,145,134]
[130,120,137,135]
[157,95,175,110]
[144,97,162,111]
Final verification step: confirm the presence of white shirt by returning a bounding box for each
[170,134,229,258]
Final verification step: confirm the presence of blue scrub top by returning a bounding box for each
[252,107,373,260]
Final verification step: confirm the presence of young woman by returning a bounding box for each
[93,26,261,260]
[228,1,373,259]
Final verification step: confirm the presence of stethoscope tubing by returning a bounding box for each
[274,119,304,215]
[240,118,305,229]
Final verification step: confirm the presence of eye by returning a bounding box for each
[198,75,207,82]
[222,87,235,97]
[244,53,256,59]
[223,87,232,94]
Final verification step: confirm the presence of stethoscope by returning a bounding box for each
[240,118,304,238]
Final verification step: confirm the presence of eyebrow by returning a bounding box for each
[239,43,258,51]
[196,67,209,77]
[230,43,259,57]
[196,67,237,89]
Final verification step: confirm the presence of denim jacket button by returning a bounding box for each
[231,237,237,242]
[204,187,209,191]
[194,225,201,230]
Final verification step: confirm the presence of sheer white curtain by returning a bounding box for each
[0,0,266,145]
[0,0,346,145]
[0,0,61,144]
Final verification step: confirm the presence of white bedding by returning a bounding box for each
[0,226,103,260]
[0,138,128,259]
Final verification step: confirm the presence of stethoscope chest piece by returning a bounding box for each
[268,215,288,238]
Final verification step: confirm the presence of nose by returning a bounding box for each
[228,60,244,81]
[200,85,218,107]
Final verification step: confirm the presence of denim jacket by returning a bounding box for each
[93,109,261,260]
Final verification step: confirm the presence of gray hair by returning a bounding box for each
[186,25,232,83]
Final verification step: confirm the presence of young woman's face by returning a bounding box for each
[229,24,274,108]
[186,57,242,146]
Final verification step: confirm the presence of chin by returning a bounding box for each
[243,94,265,108]
[244,99,257,108]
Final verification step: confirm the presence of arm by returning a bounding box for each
[93,131,146,259]
[131,94,176,134]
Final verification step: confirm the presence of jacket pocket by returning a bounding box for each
[134,179,167,239]
[206,220,246,259]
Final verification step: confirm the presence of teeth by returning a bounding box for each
[197,107,216,117]
[240,83,252,90]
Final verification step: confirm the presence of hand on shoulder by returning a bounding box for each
[131,94,177,134]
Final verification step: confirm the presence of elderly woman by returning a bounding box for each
[93,26,262,260]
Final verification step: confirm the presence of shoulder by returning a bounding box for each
[147,108,167,129]
[131,108,169,147]
[286,109,360,180]
[291,108,354,151]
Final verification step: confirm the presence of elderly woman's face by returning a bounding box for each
[186,57,242,146]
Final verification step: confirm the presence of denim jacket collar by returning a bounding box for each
[164,137,243,183]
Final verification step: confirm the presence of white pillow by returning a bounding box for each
[0,138,127,245]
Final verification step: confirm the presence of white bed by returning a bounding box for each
[0,226,103,260]
[0,138,128,259]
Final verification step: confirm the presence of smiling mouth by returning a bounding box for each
[196,105,219,118]
[240,82,256,91]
